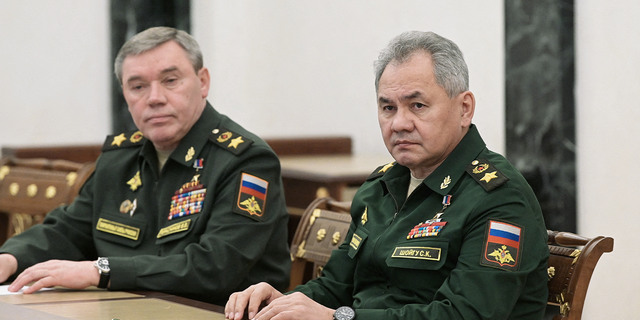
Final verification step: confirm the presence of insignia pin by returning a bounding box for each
[127,171,142,191]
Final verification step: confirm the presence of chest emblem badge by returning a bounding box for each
[361,207,368,225]
[127,171,142,191]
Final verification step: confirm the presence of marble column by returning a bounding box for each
[505,0,575,234]
[110,0,191,134]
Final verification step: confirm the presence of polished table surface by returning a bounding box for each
[279,154,393,182]
[278,154,393,212]
[0,287,226,320]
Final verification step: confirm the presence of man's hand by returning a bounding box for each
[251,292,335,320]
[0,254,18,283]
[8,260,99,293]
[225,282,334,320]
[226,282,284,320]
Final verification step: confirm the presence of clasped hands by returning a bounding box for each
[0,253,99,293]
[225,282,335,320]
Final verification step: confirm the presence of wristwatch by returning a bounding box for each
[333,306,355,320]
[94,257,110,289]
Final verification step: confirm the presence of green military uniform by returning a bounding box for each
[0,103,291,305]
[294,125,549,319]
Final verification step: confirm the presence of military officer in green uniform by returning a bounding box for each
[0,27,290,305]
[225,31,549,320]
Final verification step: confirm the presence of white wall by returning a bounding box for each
[576,1,640,319]
[192,0,505,156]
[0,0,110,149]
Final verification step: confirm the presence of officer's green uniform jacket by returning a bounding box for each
[0,103,291,305]
[294,125,548,319]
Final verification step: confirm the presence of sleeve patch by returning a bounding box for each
[480,220,523,271]
[233,172,268,221]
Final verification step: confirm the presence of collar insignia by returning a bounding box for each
[440,175,451,189]
[185,147,196,162]
[361,207,368,225]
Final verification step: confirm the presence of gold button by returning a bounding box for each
[27,184,38,197]
[45,186,57,199]
[9,183,19,196]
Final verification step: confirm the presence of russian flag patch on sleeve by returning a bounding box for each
[233,173,269,221]
[480,220,523,271]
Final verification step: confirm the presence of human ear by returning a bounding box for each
[198,67,211,98]
[459,91,475,127]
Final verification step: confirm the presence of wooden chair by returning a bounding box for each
[546,230,614,320]
[0,156,95,245]
[288,197,351,291]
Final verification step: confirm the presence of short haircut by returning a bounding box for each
[374,31,469,98]
[114,26,203,84]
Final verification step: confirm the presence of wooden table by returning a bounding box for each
[0,288,225,320]
[279,154,393,210]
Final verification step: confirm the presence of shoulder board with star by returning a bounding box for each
[465,158,509,192]
[367,162,396,181]
[209,127,254,156]
[102,130,145,151]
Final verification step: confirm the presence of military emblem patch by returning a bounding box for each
[234,173,268,221]
[481,220,522,271]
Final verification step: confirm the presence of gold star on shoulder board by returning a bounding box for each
[378,162,394,173]
[112,133,127,146]
[229,136,245,149]
[480,171,498,183]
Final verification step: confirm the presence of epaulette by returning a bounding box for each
[366,161,396,181]
[465,158,509,192]
[102,130,145,151]
[209,127,253,156]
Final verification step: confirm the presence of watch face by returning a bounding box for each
[96,257,110,272]
[334,306,355,320]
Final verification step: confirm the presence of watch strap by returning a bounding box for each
[97,271,110,288]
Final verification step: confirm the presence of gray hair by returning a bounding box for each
[374,31,469,98]
[114,27,203,84]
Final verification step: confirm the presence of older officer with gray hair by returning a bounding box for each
[0,26,291,305]
[225,30,548,320]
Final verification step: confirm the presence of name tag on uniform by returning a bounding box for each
[157,219,192,238]
[391,246,441,261]
[96,218,140,240]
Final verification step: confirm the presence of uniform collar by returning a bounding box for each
[423,124,485,195]
[381,124,485,196]
[169,102,220,167]
[140,102,220,168]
